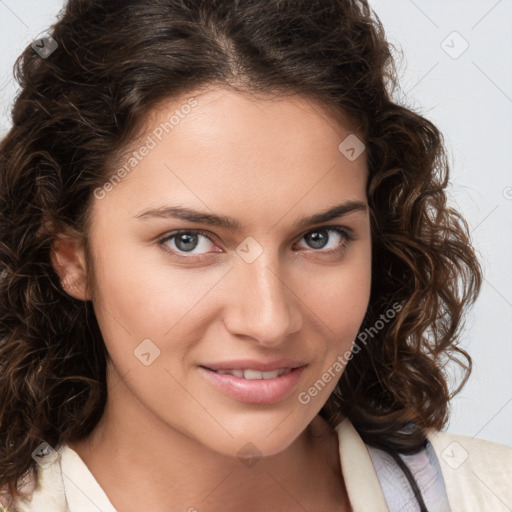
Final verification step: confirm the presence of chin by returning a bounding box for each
[199,416,309,461]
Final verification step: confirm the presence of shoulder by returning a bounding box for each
[1,445,68,512]
[426,428,512,472]
[364,427,512,512]
[426,429,512,510]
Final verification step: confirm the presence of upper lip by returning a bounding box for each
[201,359,308,372]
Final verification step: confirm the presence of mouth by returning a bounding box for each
[201,367,294,379]
[198,365,308,404]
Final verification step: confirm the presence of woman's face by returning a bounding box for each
[83,87,372,457]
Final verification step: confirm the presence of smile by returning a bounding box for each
[198,365,307,404]
[209,368,292,379]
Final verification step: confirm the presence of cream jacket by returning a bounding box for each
[4,419,512,511]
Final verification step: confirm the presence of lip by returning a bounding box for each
[198,365,308,404]
[201,358,308,372]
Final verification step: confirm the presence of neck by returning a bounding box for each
[69,367,347,511]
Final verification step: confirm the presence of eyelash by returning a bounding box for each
[157,225,354,262]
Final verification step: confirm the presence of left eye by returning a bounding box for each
[160,230,218,256]
[158,227,351,259]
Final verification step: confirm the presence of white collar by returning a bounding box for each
[59,444,117,512]
[335,418,389,511]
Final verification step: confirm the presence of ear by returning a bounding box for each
[50,230,91,301]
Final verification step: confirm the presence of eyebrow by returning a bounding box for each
[135,200,367,231]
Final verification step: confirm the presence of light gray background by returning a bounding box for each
[0,0,510,446]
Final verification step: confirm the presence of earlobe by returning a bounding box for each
[50,233,91,301]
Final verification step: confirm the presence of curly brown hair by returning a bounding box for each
[0,0,482,501]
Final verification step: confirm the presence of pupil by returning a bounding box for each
[307,230,327,249]
[177,233,197,252]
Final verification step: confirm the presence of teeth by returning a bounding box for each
[217,369,244,378]
[215,368,292,379]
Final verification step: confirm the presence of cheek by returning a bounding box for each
[302,252,371,340]
[295,261,371,405]
[86,234,172,362]
[300,254,371,392]
[333,270,371,340]
[89,237,229,361]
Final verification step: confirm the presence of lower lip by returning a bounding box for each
[198,365,307,404]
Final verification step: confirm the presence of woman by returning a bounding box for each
[0,0,510,511]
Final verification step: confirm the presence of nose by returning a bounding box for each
[222,252,303,347]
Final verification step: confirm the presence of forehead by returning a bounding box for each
[91,87,368,227]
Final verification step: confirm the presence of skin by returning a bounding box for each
[52,86,371,512]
